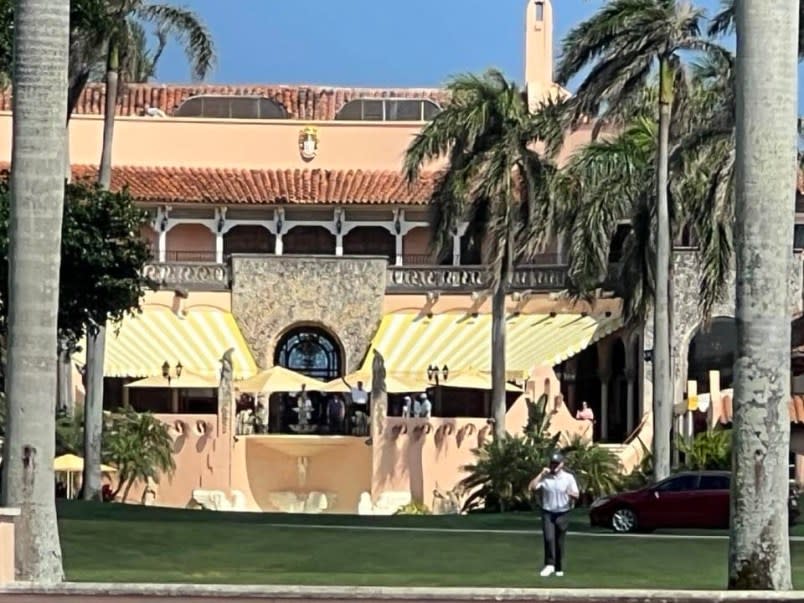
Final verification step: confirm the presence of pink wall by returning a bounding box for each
[228,437,371,513]
[118,414,229,507]
[403,227,435,261]
[165,224,215,258]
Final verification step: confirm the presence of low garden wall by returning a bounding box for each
[1,583,803,602]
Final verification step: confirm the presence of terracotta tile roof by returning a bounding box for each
[0,83,449,120]
[0,164,436,206]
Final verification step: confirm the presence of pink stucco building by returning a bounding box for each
[1,0,802,512]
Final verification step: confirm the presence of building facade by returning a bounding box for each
[1,0,802,511]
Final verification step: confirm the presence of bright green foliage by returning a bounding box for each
[104,408,175,501]
[460,396,624,511]
[0,179,152,350]
[677,428,732,471]
[459,435,542,513]
[562,435,622,503]
[394,502,432,516]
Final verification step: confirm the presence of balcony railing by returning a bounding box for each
[385,264,569,293]
[143,262,230,291]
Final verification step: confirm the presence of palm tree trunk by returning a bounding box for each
[651,57,674,483]
[490,280,507,439]
[82,38,119,502]
[728,0,797,589]
[0,0,70,582]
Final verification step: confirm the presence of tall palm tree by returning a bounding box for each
[82,0,215,501]
[709,0,804,57]
[728,0,797,589]
[555,0,709,481]
[1,0,70,582]
[404,70,555,439]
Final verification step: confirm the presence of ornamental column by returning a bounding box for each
[597,339,612,442]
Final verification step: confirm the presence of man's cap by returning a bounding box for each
[549,451,564,464]
[419,394,427,400]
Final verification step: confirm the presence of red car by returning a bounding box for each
[589,470,799,533]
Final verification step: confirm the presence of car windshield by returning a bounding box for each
[656,474,700,492]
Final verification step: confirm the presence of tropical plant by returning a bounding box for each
[403,70,557,440]
[0,180,153,349]
[459,435,541,513]
[82,0,214,502]
[0,0,70,582]
[727,1,797,589]
[561,435,622,503]
[709,0,804,58]
[555,0,712,483]
[523,394,561,458]
[676,428,731,471]
[55,410,84,457]
[618,447,654,492]
[104,408,175,503]
[394,502,432,515]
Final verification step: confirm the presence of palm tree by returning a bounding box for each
[727,1,797,589]
[1,0,70,582]
[403,70,556,440]
[709,0,804,57]
[555,0,709,481]
[82,0,215,501]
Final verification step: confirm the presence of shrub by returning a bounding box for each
[394,502,431,515]
[459,435,541,513]
[677,428,732,471]
[618,444,654,491]
[561,436,622,504]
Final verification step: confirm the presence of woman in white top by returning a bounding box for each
[528,451,579,577]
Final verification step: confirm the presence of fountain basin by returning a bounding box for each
[245,434,354,459]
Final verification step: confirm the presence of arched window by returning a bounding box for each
[275,327,343,381]
[335,98,440,121]
[688,317,737,393]
[174,95,288,119]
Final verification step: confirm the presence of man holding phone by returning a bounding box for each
[528,451,579,577]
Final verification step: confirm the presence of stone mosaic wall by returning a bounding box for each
[230,255,388,372]
[642,250,804,407]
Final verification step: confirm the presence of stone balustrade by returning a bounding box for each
[144,259,576,294]
[143,262,230,291]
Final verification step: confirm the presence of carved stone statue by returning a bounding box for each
[220,347,234,382]
[219,348,235,435]
[371,350,387,439]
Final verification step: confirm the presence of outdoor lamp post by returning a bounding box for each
[426,364,449,385]
[162,360,183,384]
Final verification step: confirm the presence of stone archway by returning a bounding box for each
[274,325,344,382]
[687,316,737,393]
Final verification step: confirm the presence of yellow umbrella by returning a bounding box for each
[439,368,522,392]
[125,371,218,389]
[321,371,427,394]
[54,454,117,499]
[54,453,116,473]
[235,366,326,394]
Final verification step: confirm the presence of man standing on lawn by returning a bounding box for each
[528,451,579,577]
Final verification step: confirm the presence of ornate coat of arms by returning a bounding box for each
[299,126,319,160]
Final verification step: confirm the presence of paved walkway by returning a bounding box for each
[1,583,803,603]
[259,521,804,542]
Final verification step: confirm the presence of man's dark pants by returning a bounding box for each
[541,510,569,571]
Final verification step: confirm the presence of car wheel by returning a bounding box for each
[611,507,638,533]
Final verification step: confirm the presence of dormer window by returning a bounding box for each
[174,95,289,119]
[535,1,544,21]
[335,98,441,122]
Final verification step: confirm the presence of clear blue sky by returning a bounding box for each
[155,0,802,110]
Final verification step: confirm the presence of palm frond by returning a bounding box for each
[138,2,216,80]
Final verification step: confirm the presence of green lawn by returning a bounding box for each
[57,501,804,589]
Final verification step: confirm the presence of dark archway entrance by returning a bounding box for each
[688,317,737,393]
[274,326,344,381]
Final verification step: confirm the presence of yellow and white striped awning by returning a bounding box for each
[74,305,257,381]
[360,311,622,380]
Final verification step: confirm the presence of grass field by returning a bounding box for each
[57,501,804,589]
